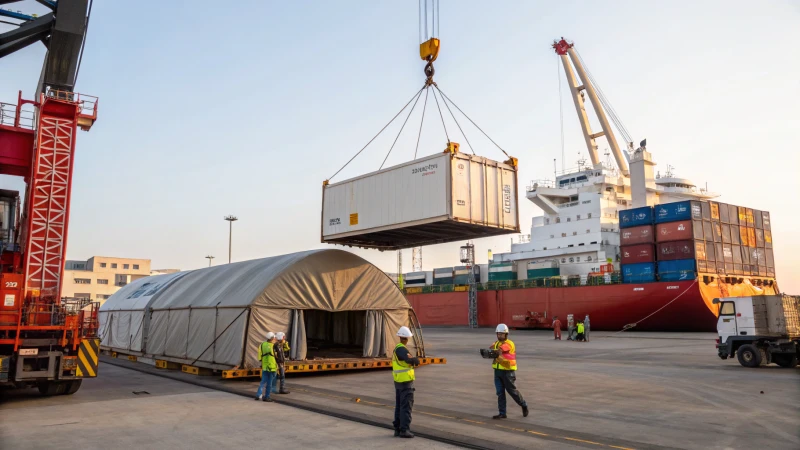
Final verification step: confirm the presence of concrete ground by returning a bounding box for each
[0,364,457,450]
[2,329,797,450]
[282,329,800,450]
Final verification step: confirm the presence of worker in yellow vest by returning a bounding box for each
[490,324,529,419]
[392,326,420,438]
[255,332,278,402]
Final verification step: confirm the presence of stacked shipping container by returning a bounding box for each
[619,206,656,283]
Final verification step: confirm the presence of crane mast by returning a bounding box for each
[553,38,629,176]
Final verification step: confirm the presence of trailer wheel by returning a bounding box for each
[736,344,761,368]
[773,354,798,368]
[64,380,82,395]
[37,381,68,396]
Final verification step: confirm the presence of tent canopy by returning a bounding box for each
[98,249,412,369]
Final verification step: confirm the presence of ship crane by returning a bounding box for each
[553,38,633,177]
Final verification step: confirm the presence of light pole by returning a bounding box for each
[205,255,215,267]
[224,215,238,264]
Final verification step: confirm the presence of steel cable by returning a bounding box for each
[437,86,476,155]
[328,86,425,181]
[380,88,425,169]
[414,87,430,159]
[434,86,509,159]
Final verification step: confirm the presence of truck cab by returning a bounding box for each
[714,295,799,368]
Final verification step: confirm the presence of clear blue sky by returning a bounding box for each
[2,1,798,291]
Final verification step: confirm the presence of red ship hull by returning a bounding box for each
[407,280,718,331]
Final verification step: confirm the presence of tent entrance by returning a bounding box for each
[303,310,366,359]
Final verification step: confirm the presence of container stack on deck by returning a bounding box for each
[488,261,514,281]
[654,201,703,281]
[619,206,657,283]
[433,267,454,285]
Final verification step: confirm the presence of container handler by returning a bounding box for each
[0,0,100,394]
[714,295,799,368]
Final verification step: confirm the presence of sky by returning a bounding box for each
[1,1,799,292]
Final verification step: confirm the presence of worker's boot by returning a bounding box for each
[492,413,507,419]
[398,430,414,438]
[279,389,290,394]
[254,396,260,401]
[522,405,529,417]
[393,429,400,437]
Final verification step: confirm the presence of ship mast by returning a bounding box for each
[553,38,630,176]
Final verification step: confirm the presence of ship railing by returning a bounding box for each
[0,101,35,129]
[527,180,555,191]
[402,273,626,294]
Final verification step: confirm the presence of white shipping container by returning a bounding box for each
[322,151,519,250]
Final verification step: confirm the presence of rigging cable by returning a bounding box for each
[558,56,565,173]
[413,87,430,159]
[431,87,450,143]
[380,88,425,169]
[328,86,425,181]
[437,86,476,155]
[434,85,510,159]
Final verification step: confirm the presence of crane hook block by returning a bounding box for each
[420,38,440,62]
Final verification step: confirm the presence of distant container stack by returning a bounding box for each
[488,262,514,281]
[433,267,454,286]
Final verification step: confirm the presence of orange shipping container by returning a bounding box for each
[747,228,756,248]
[739,226,749,247]
[710,202,720,220]
[738,206,747,224]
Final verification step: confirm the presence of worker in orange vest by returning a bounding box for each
[489,324,529,419]
[552,316,562,340]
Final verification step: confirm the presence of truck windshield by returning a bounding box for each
[720,302,735,315]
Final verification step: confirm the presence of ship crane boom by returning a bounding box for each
[553,38,630,176]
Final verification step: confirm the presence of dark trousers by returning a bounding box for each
[494,369,526,415]
[272,364,286,393]
[393,381,415,431]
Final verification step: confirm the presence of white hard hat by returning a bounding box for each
[397,326,413,338]
[266,332,276,340]
[276,332,285,340]
[495,324,509,333]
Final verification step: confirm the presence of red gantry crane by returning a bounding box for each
[0,0,98,395]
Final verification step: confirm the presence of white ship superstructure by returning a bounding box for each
[492,38,718,280]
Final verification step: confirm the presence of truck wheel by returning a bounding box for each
[737,344,761,368]
[37,381,68,396]
[773,354,798,368]
[64,380,82,395]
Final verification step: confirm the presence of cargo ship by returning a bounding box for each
[400,39,779,331]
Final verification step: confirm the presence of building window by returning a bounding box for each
[561,258,566,263]
[577,257,581,262]
[74,278,91,284]
[124,264,130,269]
[591,241,598,244]
[111,263,117,269]
[97,279,109,285]
[588,213,592,219]
[569,257,574,262]
[133,264,139,270]
[567,217,571,222]
[75,293,91,299]
[587,256,593,261]
[573,232,577,236]
[556,217,561,223]
[545,218,550,224]
[577,215,581,220]
[586,229,590,233]
[561,233,566,237]
[100,262,106,268]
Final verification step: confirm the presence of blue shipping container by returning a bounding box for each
[654,200,702,224]
[622,262,656,283]
[619,206,654,229]
[657,259,697,282]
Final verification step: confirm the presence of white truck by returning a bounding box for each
[714,295,799,368]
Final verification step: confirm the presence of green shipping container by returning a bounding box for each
[488,262,515,281]
[527,267,560,279]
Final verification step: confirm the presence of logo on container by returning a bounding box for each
[329,218,341,226]
[412,163,438,175]
[503,185,512,213]
[677,223,685,231]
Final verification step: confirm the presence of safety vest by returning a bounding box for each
[577,323,585,333]
[492,339,518,371]
[258,341,277,372]
[392,343,415,383]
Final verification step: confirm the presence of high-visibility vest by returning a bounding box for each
[492,339,518,371]
[577,323,585,333]
[258,341,277,372]
[392,343,415,383]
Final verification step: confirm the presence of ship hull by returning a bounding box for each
[407,280,718,331]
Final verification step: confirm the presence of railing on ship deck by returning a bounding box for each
[403,272,630,295]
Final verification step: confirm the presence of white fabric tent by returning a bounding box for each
[99,249,413,370]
